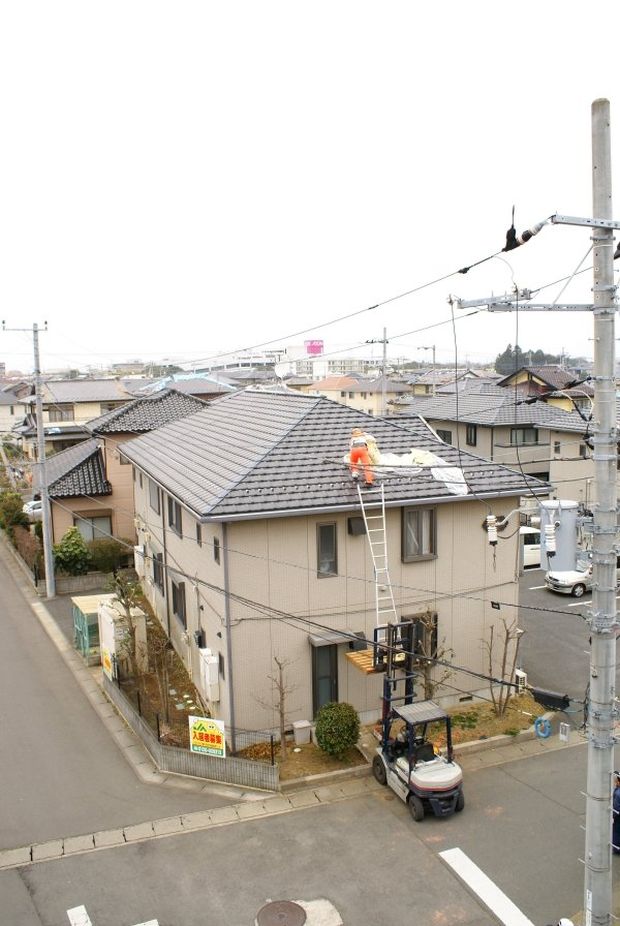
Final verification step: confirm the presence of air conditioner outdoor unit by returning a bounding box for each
[515,669,528,693]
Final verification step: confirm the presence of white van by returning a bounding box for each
[520,526,541,569]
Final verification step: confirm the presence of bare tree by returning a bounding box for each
[414,610,454,700]
[482,617,523,717]
[255,655,298,761]
[108,572,147,689]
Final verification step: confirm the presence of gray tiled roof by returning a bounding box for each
[497,365,576,390]
[40,379,135,404]
[86,388,206,434]
[119,391,550,521]
[395,394,589,433]
[34,438,112,498]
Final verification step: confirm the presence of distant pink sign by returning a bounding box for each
[304,340,324,355]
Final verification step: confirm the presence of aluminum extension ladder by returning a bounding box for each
[356,483,398,627]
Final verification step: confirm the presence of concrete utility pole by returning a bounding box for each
[366,329,389,415]
[452,99,618,926]
[2,321,55,598]
[584,97,615,926]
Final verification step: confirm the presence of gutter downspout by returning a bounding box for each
[161,498,171,637]
[222,522,236,752]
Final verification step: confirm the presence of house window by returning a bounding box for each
[218,652,225,680]
[48,403,74,422]
[119,454,130,465]
[510,427,538,446]
[317,523,337,577]
[167,496,183,537]
[340,391,346,397]
[436,429,452,444]
[149,479,160,514]
[139,472,143,488]
[171,580,186,628]
[74,514,112,542]
[410,612,438,660]
[360,391,367,399]
[554,441,561,454]
[312,644,338,716]
[348,392,354,398]
[153,552,164,593]
[579,443,588,459]
[196,524,202,547]
[213,536,220,564]
[9,405,13,415]
[466,424,477,446]
[402,507,436,561]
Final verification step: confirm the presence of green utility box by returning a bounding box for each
[71,594,116,666]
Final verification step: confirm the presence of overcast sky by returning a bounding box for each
[1,1,619,373]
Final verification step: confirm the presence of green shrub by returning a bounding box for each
[0,490,30,542]
[314,702,360,759]
[53,527,91,575]
[87,537,132,574]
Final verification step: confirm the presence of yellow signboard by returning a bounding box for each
[189,716,226,758]
[101,646,113,680]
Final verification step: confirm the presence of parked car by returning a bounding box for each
[22,499,42,520]
[545,552,620,598]
[520,526,541,569]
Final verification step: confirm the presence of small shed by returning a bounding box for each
[71,594,116,666]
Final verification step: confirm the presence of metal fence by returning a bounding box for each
[103,673,280,791]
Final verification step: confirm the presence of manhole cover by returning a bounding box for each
[256,900,307,926]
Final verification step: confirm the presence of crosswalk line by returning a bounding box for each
[439,847,535,926]
[67,907,158,926]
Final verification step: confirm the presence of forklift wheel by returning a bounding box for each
[408,795,424,822]
[372,755,387,786]
[456,791,465,812]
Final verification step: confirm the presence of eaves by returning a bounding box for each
[199,484,552,523]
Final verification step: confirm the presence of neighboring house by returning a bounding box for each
[305,375,411,415]
[496,365,594,412]
[34,439,113,544]
[408,369,481,396]
[120,390,550,735]
[392,393,595,506]
[141,375,236,402]
[20,379,138,459]
[0,388,31,436]
[34,389,206,544]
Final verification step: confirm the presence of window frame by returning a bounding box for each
[465,424,477,447]
[167,495,183,537]
[436,428,452,444]
[317,522,338,577]
[153,552,165,593]
[401,507,437,562]
[213,536,221,564]
[196,523,202,547]
[510,426,538,446]
[149,479,161,515]
[171,579,186,628]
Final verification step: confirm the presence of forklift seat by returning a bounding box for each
[414,743,436,764]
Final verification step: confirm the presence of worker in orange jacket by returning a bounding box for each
[349,428,374,487]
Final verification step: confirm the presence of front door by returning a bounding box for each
[312,644,338,717]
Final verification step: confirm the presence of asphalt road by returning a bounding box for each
[0,548,231,852]
[1,742,592,926]
[518,567,601,707]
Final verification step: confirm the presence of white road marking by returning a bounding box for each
[67,909,92,926]
[567,599,588,607]
[439,847,535,926]
[528,585,546,590]
[67,908,158,926]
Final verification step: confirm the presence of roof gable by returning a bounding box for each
[34,438,112,498]
[86,388,206,434]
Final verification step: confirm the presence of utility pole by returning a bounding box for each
[2,321,55,598]
[584,97,615,926]
[366,329,389,415]
[453,99,617,926]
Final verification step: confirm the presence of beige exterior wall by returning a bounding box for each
[50,496,115,545]
[307,387,408,416]
[99,435,139,540]
[425,417,597,504]
[133,469,523,734]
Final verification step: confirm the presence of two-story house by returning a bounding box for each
[37,389,206,543]
[392,393,594,507]
[302,375,411,415]
[120,391,550,736]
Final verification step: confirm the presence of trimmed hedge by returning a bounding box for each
[314,701,360,759]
